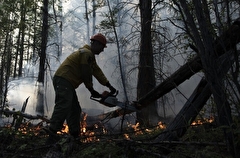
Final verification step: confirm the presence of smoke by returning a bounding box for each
[7,78,43,114]
[5,0,203,129]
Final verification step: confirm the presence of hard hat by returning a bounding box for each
[90,33,107,47]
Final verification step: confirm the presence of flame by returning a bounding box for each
[7,113,215,144]
[191,117,214,126]
[130,122,143,135]
[124,133,130,140]
[124,121,167,140]
[79,112,106,142]
[157,121,166,129]
[82,127,86,133]
[129,121,166,132]
[13,122,45,136]
[6,111,104,143]
[81,112,88,134]
[57,123,69,134]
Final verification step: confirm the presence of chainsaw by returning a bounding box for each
[90,91,140,112]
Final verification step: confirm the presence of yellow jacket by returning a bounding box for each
[54,45,109,89]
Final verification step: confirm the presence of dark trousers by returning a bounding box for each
[50,76,81,137]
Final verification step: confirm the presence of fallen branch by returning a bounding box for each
[140,140,226,147]
[2,109,50,122]
[112,138,226,147]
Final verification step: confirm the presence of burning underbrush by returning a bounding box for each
[0,111,168,157]
[0,111,236,158]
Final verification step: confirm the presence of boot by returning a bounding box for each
[43,127,61,145]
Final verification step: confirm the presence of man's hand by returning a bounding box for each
[91,90,102,98]
[88,87,102,98]
[106,82,117,94]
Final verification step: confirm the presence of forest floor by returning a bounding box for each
[0,116,238,158]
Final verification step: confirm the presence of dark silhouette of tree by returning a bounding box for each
[136,0,157,127]
[37,0,48,83]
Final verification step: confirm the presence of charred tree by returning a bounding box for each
[1,33,12,112]
[36,0,49,115]
[38,0,48,83]
[137,0,157,127]
[18,0,26,77]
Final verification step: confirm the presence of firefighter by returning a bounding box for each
[45,33,116,144]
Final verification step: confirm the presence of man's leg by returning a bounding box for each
[49,76,74,134]
[66,92,81,138]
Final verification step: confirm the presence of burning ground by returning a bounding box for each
[0,110,236,158]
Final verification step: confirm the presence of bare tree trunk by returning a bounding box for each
[1,29,12,112]
[0,1,14,110]
[0,59,3,107]
[14,29,20,78]
[84,0,90,43]
[92,0,96,35]
[137,0,157,127]
[4,36,12,108]
[18,0,26,77]
[52,0,63,57]
[38,0,48,83]
[36,0,49,115]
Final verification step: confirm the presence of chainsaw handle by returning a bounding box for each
[90,96,101,102]
[110,90,118,97]
[90,90,118,102]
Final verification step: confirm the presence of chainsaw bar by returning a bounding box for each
[90,91,139,112]
[103,96,139,112]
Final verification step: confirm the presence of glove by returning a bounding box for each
[88,87,101,98]
[91,90,102,98]
[106,82,116,94]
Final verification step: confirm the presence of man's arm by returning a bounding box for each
[92,61,116,94]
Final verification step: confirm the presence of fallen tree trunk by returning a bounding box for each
[2,109,50,122]
[154,51,235,142]
[154,78,210,141]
